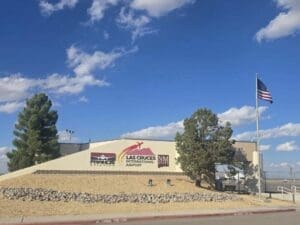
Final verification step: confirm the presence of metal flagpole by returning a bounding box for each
[256,74,261,199]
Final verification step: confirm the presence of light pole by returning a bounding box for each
[287,165,295,187]
[286,165,296,203]
[65,129,75,142]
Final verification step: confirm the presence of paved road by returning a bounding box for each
[107,211,300,225]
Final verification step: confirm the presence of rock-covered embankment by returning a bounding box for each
[0,187,241,204]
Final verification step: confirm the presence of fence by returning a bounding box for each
[264,170,300,193]
[215,170,300,194]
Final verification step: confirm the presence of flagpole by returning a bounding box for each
[256,74,261,199]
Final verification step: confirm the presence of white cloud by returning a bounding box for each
[279,162,290,167]
[39,0,78,16]
[113,0,195,41]
[218,106,268,127]
[0,146,11,174]
[130,0,195,17]
[38,0,194,43]
[276,140,300,151]
[269,161,293,168]
[117,7,155,41]
[52,101,61,108]
[0,45,137,114]
[235,123,300,141]
[0,74,39,103]
[78,96,88,103]
[121,105,267,140]
[255,0,300,42]
[269,162,276,167]
[122,120,184,140]
[260,144,271,151]
[67,45,138,76]
[297,161,300,166]
[0,74,38,113]
[43,73,108,95]
[0,73,107,106]
[0,146,10,156]
[87,0,119,23]
[0,101,24,114]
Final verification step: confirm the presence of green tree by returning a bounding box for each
[176,108,235,187]
[7,93,60,171]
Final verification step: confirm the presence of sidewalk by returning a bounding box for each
[0,206,297,225]
[261,192,300,202]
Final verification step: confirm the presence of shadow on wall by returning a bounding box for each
[234,149,258,193]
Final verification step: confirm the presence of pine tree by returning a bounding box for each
[7,93,60,171]
[176,108,235,187]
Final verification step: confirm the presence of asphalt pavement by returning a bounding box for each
[117,211,300,225]
[0,207,297,225]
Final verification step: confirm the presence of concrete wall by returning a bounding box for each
[59,143,90,156]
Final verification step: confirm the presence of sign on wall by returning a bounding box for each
[118,142,156,167]
[90,153,116,165]
[158,155,169,168]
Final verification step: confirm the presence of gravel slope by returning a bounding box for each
[0,174,293,217]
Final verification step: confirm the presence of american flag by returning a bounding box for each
[257,78,273,103]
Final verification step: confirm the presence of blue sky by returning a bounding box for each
[1,0,300,173]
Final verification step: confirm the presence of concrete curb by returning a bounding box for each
[0,208,296,225]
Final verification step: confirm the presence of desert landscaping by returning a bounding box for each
[0,173,294,218]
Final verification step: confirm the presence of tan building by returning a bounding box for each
[0,138,257,182]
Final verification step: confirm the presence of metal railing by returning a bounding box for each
[277,186,297,203]
[291,185,300,193]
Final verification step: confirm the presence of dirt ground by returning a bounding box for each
[0,174,294,218]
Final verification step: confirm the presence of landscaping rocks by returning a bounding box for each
[0,187,241,204]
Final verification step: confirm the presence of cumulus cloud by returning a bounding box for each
[0,146,11,174]
[122,121,184,140]
[78,96,88,103]
[260,144,271,151]
[234,123,300,141]
[130,0,195,17]
[67,45,138,76]
[276,140,300,151]
[0,75,40,103]
[0,102,24,114]
[218,106,268,127]
[121,105,268,140]
[116,0,195,41]
[39,0,78,16]
[0,75,38,113]
[38,0,194,42]
[0,45,137,113]
[269,162,293,168]
[87,0,119,23]
[116,7,155,41]
[0,147,10,157]
[0,73,106,108]
[42,73,108,95]
[255,0,300,42]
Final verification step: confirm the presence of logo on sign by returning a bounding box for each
[158,155,169,168]
[90,152,116,165]
[118,142,156,167]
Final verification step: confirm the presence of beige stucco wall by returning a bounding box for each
[0,139,256,182]
[0,139,180,182]
[233,141,256,162]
